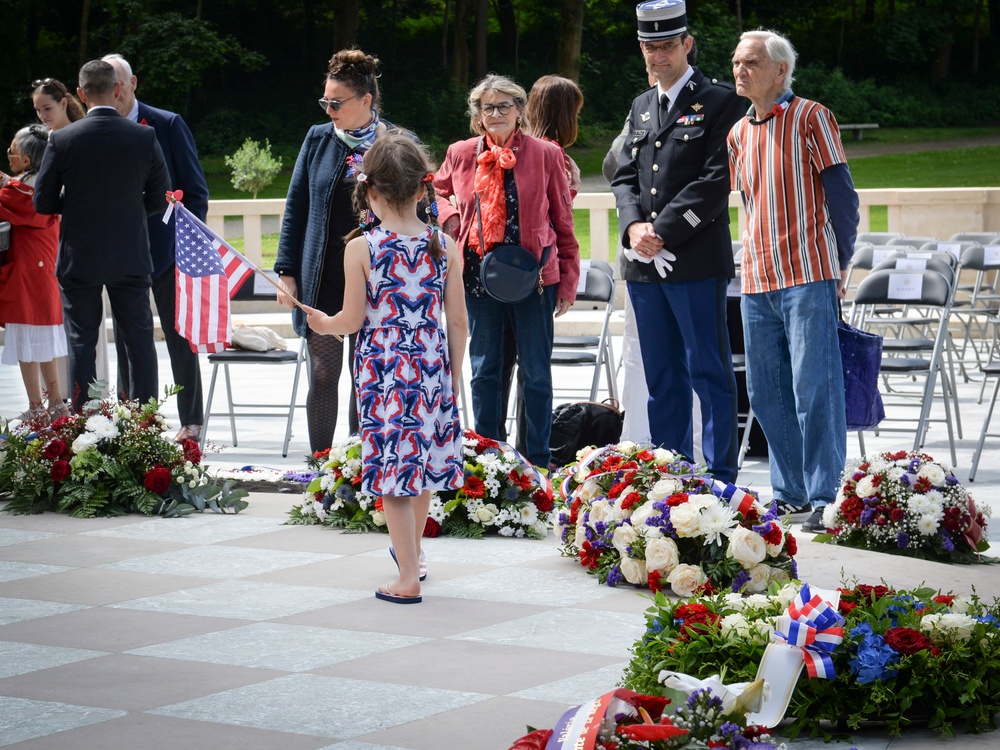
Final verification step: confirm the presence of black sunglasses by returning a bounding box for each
[31,78,55,89]
[318,94,359,112]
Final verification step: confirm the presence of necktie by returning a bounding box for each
[660,94,671,124]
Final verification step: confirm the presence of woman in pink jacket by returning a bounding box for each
[434,74,580,471]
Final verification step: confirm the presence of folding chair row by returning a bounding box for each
[852,268,958,466]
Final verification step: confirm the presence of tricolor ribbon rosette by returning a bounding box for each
[773,583,845,679]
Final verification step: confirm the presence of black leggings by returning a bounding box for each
[306,330,358,452]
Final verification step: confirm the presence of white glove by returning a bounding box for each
[623,246,676,278]
[652,248,677,277]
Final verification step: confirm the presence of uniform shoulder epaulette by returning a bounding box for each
[708,78,737,92]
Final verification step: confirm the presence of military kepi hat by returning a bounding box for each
[636,0,687,41]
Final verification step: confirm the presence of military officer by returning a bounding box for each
[611,0,745,483]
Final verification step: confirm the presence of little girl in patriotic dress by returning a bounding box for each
[303,131,466,604]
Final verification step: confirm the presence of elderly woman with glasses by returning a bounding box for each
[0,125,68,422]
[274,49,408,452]
[433,74,580,471]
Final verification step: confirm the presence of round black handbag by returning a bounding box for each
[479,243,542,303]
[474,192,551,303]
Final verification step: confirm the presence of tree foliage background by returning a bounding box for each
[2,0,998,160]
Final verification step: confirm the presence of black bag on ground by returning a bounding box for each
[550,400,624,468]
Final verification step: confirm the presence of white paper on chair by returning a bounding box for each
[895,258,927,270]
[985,247,1000,267]
[577,260,592,295]
[938,242,961,261]
[255,270,279,296]
[887,272,924,300]
[872,248,894,264]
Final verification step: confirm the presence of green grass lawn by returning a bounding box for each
[848,146,1000,188]
[212,128,998,262]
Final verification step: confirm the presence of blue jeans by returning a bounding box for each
[629,279,738,483]
[466,286,557,467]
[741,280,846,508]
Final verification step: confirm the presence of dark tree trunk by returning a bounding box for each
[863,0,876,24]
[930,1,958,84]
[474,0,488,82]
[333,0,359,54]
[79,0,91,70]
[556,0,585,82]
[450,0,472,89]
[972,0,984,75]
[496,0,519,63]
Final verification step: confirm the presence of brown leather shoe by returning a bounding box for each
[174,425,203,443]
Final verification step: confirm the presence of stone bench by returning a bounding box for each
[841,123,879,141]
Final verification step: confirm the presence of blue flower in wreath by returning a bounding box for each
[978,614,999,628]
[849,623,900,683]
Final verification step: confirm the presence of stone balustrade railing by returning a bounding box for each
[206,188,1000,269]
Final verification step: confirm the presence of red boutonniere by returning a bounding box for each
[140,118,149,126]
[771,104,784,116]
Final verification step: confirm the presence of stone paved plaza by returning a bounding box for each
[1,336,998,748]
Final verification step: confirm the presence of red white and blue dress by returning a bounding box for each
[355,225,463,497]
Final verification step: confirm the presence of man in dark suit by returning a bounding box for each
[611,0,745,483]
[103,54,210,444]
[34,59,170,412]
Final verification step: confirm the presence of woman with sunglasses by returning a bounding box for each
[275,49,404,452]
[433,74,580,472]
[0,125,68,423]
[31,78,85,131]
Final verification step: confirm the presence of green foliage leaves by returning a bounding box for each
[225,138,283,199]
[116,12,265,115]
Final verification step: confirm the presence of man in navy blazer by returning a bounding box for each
[34,60,170,412]
[103,54,211,444]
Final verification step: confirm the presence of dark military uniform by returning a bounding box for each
[610,66,744,482]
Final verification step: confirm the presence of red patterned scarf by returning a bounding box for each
[470,133,516,256]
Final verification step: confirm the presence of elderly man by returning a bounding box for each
[102,53,210,444]
[611,0,745,482]
[34,60,170,412]
[727,29,859,533]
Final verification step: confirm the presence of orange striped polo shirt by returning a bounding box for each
[728,97,848,294]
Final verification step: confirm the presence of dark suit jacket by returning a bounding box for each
[137,101,210,278]
[611,67,745,283]
[33,107,170,282]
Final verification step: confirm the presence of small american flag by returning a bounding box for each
[173,204,254,353]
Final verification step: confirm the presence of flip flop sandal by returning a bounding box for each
[375,581,422,604]
[389,545,427,581]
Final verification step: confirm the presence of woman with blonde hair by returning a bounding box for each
[434,73,580,471]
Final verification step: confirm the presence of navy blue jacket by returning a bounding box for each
[611,68,744,283]
[137,102,210,278]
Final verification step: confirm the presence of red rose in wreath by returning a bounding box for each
[50,459,71,483]
[884,627,933,654]
[143,466,172,494]
[182,439,202,464]
[44,439,68,460]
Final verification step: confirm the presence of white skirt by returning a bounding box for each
[1,323,68,365]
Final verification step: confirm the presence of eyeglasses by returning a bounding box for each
[7,148,19,158]
[480,102,515,116]
[318,94,359,112]
[641,39,685,55]
[31,78,55,89]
